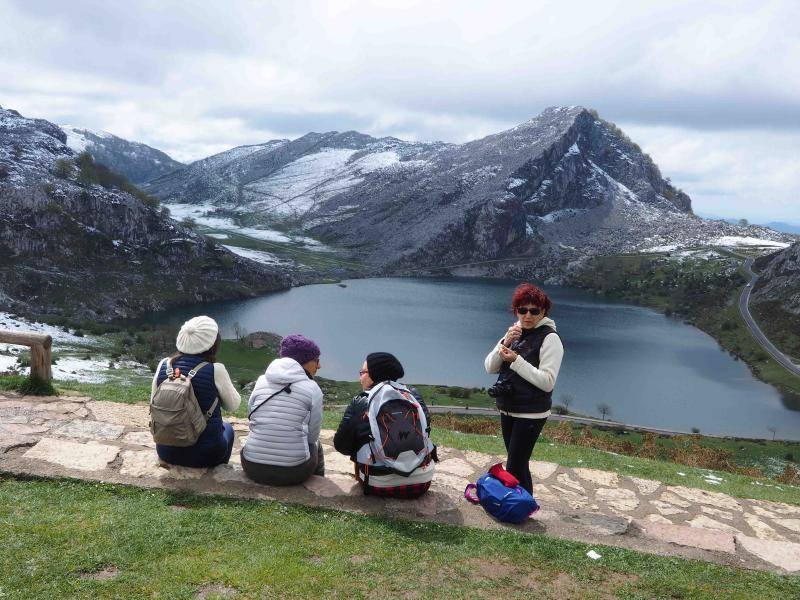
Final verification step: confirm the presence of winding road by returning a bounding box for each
[739,257,800,376]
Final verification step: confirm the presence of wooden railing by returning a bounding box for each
[0,329,52,381]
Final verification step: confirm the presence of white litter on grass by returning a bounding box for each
[586,550,602,560]
[704,480,722,485]
[677,472,686,477]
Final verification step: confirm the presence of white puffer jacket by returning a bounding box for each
[242,357,323,467]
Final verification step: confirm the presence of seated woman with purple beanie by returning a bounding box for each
[241,334,325,486]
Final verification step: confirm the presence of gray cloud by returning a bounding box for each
[0,0,797,220]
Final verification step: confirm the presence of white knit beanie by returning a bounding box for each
[176,316,219,354]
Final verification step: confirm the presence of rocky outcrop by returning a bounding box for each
[147,107,790,277]
[753,242,800,315]
[61,126,183,184]
[0,106,291,322]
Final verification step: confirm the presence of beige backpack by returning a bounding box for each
[149,359,218,447]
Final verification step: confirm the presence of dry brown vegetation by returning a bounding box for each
[435,416,768,479]
[777,465,800,485]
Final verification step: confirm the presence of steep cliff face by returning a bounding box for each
[0,106,291,322]
[61,126,184,184]
[753,242,800,315]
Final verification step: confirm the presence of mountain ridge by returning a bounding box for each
[60,125,184,184]
[0,106,291,323]
[146,106,791,279]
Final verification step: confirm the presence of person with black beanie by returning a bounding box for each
[333,352,436,498]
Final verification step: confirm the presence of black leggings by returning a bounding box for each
[500,414,547,494]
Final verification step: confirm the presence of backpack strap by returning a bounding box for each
[248,384,292,420]
[187,362,218,419]
[187,361,209,379]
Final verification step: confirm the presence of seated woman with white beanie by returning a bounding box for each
[151,316,241,468]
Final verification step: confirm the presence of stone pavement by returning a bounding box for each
[1,391,800,575]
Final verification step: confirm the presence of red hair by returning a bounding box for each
[511,283,552,315]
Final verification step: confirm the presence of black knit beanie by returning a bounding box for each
[366,352,404,383]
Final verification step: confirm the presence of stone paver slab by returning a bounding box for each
[0,423,49,436]
[649,500,687,516]
[86,401,149,428]
[122,431,156,448]
[24,438,119,471]
[658,491,691,508]
[568,512,630,536]
[431,472,469,494]
[573,468,619,487]
[437,458,475,478]
[700,506,734,520]
[754,501,800,516]
[666,486,741,512]
[775,518,800,534]
[551,486,590,510]
[324,451,356,475]
[0,435,39,453]
[688,515,741,534]
[212,463,247,483]
[735,535,800,573]
[120,449,168,479]
[304,474,359,498]
[54,420,125,441]
[644,513,673,525]
[750,505,779,519]
[627,476,661,495]
[556,473,585,493]
[595,487,639,512]
[463,450,494,469]
[532,483,559,503]
[634,519,736,554]
[743,514,786,541]
[531,460,559,480]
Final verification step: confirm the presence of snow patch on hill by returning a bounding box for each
[710,236,790,249]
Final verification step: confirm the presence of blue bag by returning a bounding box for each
[464,473,539,523]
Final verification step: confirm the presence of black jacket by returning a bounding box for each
[333,385,432,460]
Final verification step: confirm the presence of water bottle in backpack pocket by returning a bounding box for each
[464,473,539,524]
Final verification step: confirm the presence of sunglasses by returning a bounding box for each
[516,307,542,316]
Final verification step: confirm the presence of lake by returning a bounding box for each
[147,277,800,440]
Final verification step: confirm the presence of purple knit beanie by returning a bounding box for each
[279,334,321,365]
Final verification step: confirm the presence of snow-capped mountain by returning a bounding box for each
[61,125,183,183]
[0,106,290,322]
[147,106,794,277]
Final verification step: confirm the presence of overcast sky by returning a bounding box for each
[1,0,798,222]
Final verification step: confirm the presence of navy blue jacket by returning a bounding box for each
[155,354,227,467]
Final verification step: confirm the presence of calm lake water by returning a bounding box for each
[148,277,800,440]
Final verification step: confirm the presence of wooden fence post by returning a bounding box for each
[0,330,53,381]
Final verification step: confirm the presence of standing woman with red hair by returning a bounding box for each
[484,283,564,494]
